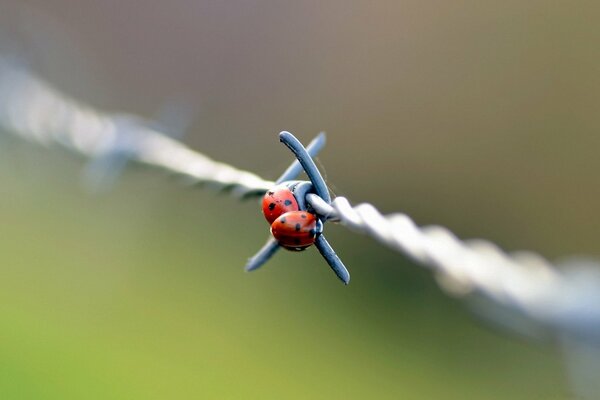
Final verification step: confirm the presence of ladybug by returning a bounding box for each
[270,211,322,251]
[262,185,299,224]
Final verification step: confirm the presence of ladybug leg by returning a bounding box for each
[314,235,350,285]
[245,238,281,271]
[278,131,330,203]
[276,132,326,184]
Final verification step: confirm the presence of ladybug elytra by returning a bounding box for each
[262,185,300,224]
[270,211,322,251]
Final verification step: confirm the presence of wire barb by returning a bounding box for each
[245,132,350,284]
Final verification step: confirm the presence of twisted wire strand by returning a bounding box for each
[0,56,274,197]
[2,55,600,343]
[307,194,600,340]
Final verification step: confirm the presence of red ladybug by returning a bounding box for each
[262,186,299,224]
[270,211,322,251]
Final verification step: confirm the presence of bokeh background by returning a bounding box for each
[1,1,599,398]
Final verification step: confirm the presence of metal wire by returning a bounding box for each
[2,54,600,346]
[0,56,274,198]
[306,194,600,341]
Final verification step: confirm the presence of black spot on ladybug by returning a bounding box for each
[268,203,275,210]
[294,238,301,245]
[284,199,292,206]
[295,223,301,231]
[280,217,286,224]
[301,213,307,218]
[268,191,274,196]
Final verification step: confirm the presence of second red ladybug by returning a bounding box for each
[262,185,300,224]
[270,211,323,251]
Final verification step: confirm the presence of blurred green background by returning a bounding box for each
[1,0,599,398]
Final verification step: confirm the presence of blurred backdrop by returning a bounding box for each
[1,1,599,398]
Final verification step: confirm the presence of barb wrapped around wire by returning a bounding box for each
[245,132,350,284]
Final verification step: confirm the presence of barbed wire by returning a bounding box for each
[0,56,274,198]
[308,194,600,341]
[1,54,600,348]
